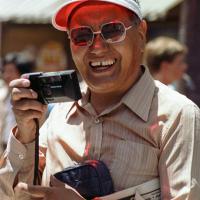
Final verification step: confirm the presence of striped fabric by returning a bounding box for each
[39,66,200,198]
[1,66,200,199]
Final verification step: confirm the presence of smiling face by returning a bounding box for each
[69,2,147,97]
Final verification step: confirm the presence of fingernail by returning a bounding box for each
[23,80,30,87]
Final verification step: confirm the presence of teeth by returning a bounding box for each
[91,60,115,67]
[91,61,101,67]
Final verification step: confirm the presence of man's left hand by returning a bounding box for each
[15,175,85,200]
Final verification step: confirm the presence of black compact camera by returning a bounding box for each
[26,70,82,104]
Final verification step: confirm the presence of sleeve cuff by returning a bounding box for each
[6,127,35,169]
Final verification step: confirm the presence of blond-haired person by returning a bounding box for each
[143,36,188,85]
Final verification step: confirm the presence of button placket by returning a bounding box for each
[94,118,100,124]
[90,116,103,159]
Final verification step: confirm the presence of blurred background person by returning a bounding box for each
[0,52,35,154]
[143,36,194,96]
[172,72,196,97]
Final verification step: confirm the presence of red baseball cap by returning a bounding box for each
[52,0,142,31]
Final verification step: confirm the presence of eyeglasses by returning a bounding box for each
[69,20,139,47]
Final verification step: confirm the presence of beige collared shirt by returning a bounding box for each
[1,66,200,199]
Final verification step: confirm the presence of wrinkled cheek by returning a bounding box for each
[121,49,137,68]
[71,52,88,80]
[71,48,84,66]
[72,54,82,66]
[70,43,80,53]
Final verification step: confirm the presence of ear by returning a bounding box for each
[138,20,147,52]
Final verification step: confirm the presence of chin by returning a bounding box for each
[90,83,122,95]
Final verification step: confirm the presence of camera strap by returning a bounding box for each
[33,118,40,185]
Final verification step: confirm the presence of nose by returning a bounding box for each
[89,34,109,55]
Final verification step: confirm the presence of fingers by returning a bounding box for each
[12,99,45,112]
[50,175,65,187]
[12,98,46,123]
[15,182,28,191]
[9,78,47,143]
[27,185,49,198]
[15,182,48,198]
[15,182,85,200]
[10,78,38,102]
[11,87,38,102]
[13,109,44,122]
[10,78,47,120]
[9,78,30,88]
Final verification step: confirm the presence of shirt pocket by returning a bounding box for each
[110,140,159,190]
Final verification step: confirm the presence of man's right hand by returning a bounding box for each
[9,78,47,144]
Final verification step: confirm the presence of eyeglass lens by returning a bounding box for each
[102,23,125,42]
[71,27,93,46]
[70,22,126,46]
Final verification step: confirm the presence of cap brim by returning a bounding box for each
[52,1,85,31]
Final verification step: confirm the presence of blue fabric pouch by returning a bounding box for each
[53,160,114,199]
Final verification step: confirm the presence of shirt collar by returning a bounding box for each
[70,66,155,121]
[121,66,155,122]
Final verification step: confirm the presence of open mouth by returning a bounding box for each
[89,59,117,72]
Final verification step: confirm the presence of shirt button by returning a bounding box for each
[18,154,25,160]
[94,118,100,124]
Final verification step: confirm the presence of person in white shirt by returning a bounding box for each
[0,52,34,154]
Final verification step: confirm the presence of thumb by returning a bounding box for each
[15,182,28,193]
[50,175,65,187]
[15,182,47,198]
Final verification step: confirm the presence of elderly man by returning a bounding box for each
[0,0,200,200]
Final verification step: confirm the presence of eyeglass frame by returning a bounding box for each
[67,18,141,47]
